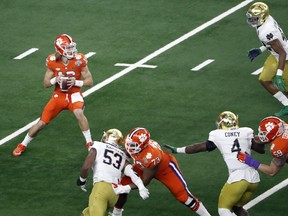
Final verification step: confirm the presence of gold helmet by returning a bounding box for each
[246,2,269,27]
[216,111,239,130]
[101,129,123,145]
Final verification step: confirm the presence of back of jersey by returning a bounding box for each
[209,127,254,172]
[91,141,127,184]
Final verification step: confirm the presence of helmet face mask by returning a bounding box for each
[258,117,284,142]
[101,129,123,145]
[124,137,142,154]
[216,111,239,130]
[246,2,269,27]
[54,34,77,59]
[124,127,150,154]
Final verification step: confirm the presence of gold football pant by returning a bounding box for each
[218,180,258,210]
[82,182,119,216]
[259,54,288,90]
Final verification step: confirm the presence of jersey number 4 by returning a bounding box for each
[103,149,123,170]
[231,139,242,153]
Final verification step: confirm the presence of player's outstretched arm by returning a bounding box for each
[164,142,208,154]
[163,144,178,153]
[237,152,282,176]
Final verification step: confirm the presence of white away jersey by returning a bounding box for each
[257,15,288,60]
[90,141,127,184]
[208,127,260,184]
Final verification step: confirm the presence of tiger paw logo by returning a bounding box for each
[146,152,152,159]
[139,133,148,143]
[265,122,275,132]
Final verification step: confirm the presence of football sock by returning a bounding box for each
[273,91,288,106]
[22,134,33,147]
[218,208,234,216]
[196,202,211,216]
[82,129,92,143]
[112,207,123,216]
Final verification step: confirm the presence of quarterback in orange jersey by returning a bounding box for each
[110,127,211,216]
[12,34,93,157]
[238,116,288,176]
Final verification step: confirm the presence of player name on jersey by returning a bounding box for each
[224,132,241,137]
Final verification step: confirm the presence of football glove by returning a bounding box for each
[139,186,150,200]
[274,75,286,91]
[163,144,177,153]
[248,48,261,61]
[237,152,260,169]
[112,184,131,195]
[76,177,87,192]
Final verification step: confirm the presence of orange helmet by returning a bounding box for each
[270,140,288,158]
[124,127,150,154]
[54,34,77,59]
[258,116,284,142]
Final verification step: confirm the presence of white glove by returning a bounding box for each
[139,186,150,200]
[112,184,131,195]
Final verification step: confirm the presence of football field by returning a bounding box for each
[0,0,287,215]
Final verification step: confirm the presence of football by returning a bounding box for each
[60,77,69,92]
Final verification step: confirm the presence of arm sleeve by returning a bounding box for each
[206,140,217,152]
[124,164,145,189]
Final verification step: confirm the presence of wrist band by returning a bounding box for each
[277,69,283,76]
[50,77,57,85]
[75,80,84,87]
[259,46,267,53]
[177,147,186,153]
[79,176,86,182]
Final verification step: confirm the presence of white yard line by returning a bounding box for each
[14,48,39,59]
[114,63,157,68]
[191,59,215,71]
[244,178,288,209]
[251,67,263,75]
[85,52,96,58]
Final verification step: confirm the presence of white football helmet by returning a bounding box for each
[54,34,77,59]
[101,129,123,145]
[246,2,269,27]
[216,111,239,130]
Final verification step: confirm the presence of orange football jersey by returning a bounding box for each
[130,139,171,174]
[121,138,198,208]
[270,124,288,158]
[46,53,87,94]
